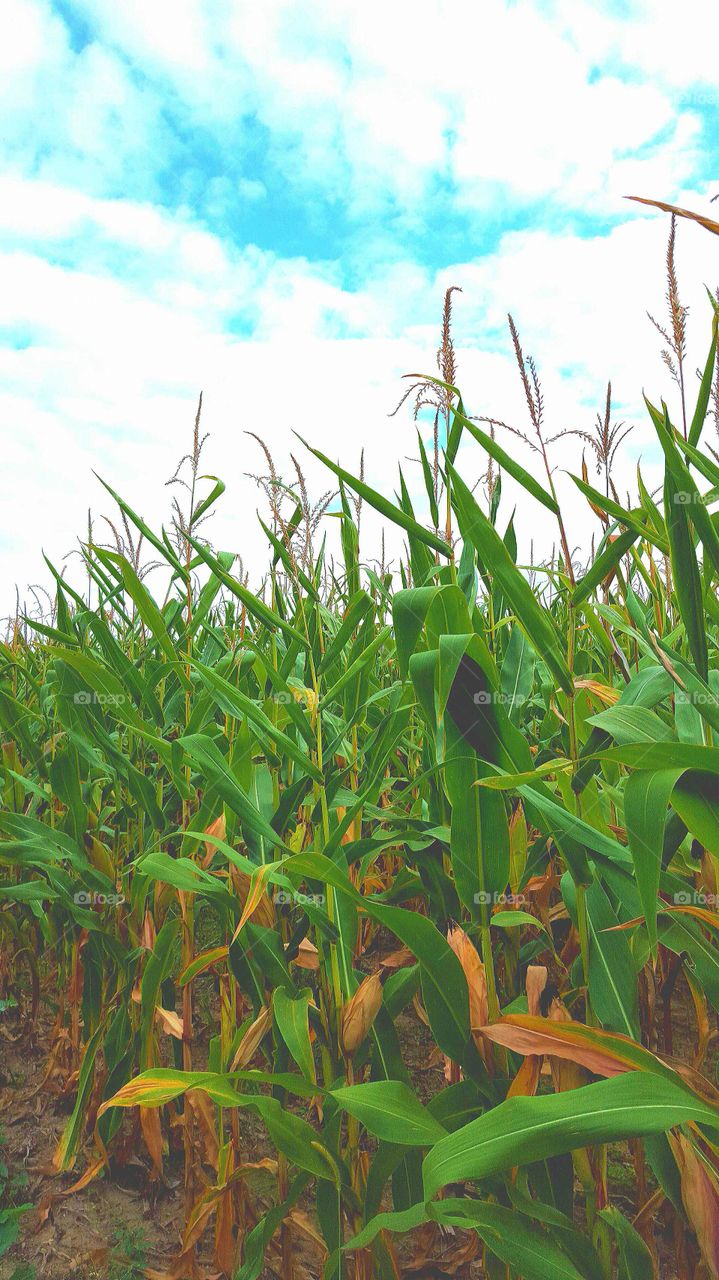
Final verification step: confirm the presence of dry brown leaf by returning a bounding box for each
[507,1053,542,1098]
[526,965,548,1017]
[140,1104,165,1179]
[186,1088,220,1171]
[447,925,487,1035]
[290,937,320,970]
[573,678,620,705]
[203,813,226,867]
[413,993,430,1028]
[140,909,157,951]
[155,1006,184,1039]
[628,195,719,238]
[670,1133,719,1279]
[230,863,275,940]
[380,945,415,970]
[506,968,547,1097]
[479,1011,631,1081]
[287,1209,328,1253]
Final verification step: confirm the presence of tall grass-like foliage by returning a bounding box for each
[3,200,719,1279]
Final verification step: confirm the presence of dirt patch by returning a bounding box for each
[0,1023,181,1280]
[0,967,709,1279]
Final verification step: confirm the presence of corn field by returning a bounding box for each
[3,200,719,1280]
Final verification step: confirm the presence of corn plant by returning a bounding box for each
[2,198,719,1279]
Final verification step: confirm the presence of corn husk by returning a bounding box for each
[340,973,383,1057]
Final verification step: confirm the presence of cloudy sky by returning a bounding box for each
[1,0,718,614]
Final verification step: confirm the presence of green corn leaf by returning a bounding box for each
[185,531,308,646]
[331,1081,447,1147]
[93,474,188,580]
[273,987,316,1084]
[453,409,559,514]
[101,1069,337,1182]
[447,462,573,694]
[284,851,470,1062]
[191,658,322,782]
[296,434,451,557]
[90,547,178,665]
[569,475,667,552]
[179,733,292,855]
[191,474,225,524]
[624,769,684,954]
[571,528,637,605]
[664,471,708,679]
[429,1199,587,1280]
[688,316,719,446]
[422,1072,719,1199]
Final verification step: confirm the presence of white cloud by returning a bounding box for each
[4,0,711,217]
[2,172,718,617]
[1,1,718,617]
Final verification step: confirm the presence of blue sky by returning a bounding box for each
[1,0,718,610]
